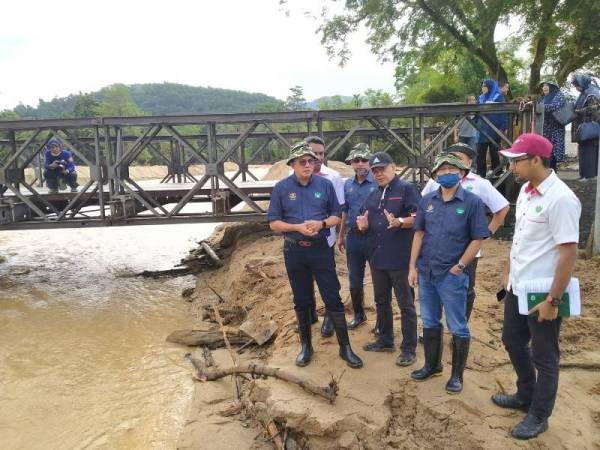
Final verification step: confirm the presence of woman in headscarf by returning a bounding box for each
[572,73,600,181]
[539,81,567,170]
[475,79,508,178]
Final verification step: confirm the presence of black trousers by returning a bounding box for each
[371,268,417,354]
[502,291,562,419]
[476,141,501,176]
[283,240,344,313]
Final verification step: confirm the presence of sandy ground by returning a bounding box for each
[174,161,600,449]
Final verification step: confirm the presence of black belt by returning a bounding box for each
[284,236,327,247]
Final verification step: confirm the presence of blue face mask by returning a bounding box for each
[437,173,461,188]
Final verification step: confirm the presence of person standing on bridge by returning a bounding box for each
[44,137,78,193]
[303,135,345,338]
[492,133,580,439]
[475,79,508,178]
[356,152,421,367]
[268,142,363,369]
[409,153,489,394]
[337,143,376,330]
[421,143,509,323]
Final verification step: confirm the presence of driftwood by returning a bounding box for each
[189,360,338,403]
[202,346,215,367]
[167,329,248,348]
[201,241,224,267]
[255,410,284,450]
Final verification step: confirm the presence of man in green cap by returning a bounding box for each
[267,142,363,369]
[337,143,376,329]
[408,152,489,394]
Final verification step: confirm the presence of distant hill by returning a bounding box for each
[11,82,283,119]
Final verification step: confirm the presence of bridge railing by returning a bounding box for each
[0,103,530,229]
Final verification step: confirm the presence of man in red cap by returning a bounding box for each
[492,133,581,439]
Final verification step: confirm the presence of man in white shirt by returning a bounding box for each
[422,143,510,321]
[304,136,345,338]
[492,134,580,440]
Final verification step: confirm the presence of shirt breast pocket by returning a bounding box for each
[522,211,549,239]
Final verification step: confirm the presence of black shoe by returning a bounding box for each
[491,393,530,412]
[363,340,395,352]
[445,336,470,394]
[396,352,416,367]
[411,327,443,381]
[330,311,363,368]
[295,309,313,367]
[348,288,366,329]
[321,312,334,337]
[510,414,549,440]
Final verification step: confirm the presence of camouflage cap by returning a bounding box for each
[345,143,372,163]
[286,142,317,166]
[431,152,470,175]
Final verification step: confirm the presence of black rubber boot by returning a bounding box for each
[491,393,530,412]
[511,414,549,440]
[330,311,363,368]
[310,305,319,325]
[445,336,470,393]
[410,327,443,381]
[347,288,367,329]
[371,316,381,337]
[295,309,313,367]
[321,312,334,337]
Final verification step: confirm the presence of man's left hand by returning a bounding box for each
[383,209,401,229]
[303,220,323,233]
[449,264,463,275]
[528,297,559,322]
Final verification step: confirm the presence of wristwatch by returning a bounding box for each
[548,296,562,307]
[322,220,327,229]
[457,261,466,271]
[396,217,405,227]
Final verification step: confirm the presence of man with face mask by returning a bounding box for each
[337,143,376,329]
[409,152,489,394]
[356,152,421,367]
[422,143,509,322]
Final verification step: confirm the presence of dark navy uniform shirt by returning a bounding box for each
[414,185,490,279]
[342,172,376,231]
[363,177,421,271]
[267,173,341,241]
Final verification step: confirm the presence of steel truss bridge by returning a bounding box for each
[0,103,531,230]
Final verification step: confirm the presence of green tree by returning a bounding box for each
[285,86,307,111]
[96,84,144,117]
[315,0,600,93]
[73,93,100,118]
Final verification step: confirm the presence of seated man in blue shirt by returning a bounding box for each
[267,142,363,369]
[44,137,78,193]
[409,152,489,394]
[337,143,376,330]
[356,152,421,366]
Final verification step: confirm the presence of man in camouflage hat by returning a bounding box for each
[268,142,363,369]
[408,152,489,394]
[338,143,376,329]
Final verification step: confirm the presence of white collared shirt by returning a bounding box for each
[315,165,345,247]
[422,172,509,257]
[508,170,581,291]
[289,164,345,247]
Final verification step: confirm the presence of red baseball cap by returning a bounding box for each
[499,133,552,159]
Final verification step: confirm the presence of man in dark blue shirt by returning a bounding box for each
[355,152,421,367]
[337,143,376,330]
[44,137,79,193]
[268,142,363,369]
[409,152,489,394]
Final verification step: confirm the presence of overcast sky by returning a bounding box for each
[0,0,398,110]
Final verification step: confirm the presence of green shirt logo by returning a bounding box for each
[535,205,543,214]
[466,186,473,191]
[314,192,322,199]
[456,207,465,214]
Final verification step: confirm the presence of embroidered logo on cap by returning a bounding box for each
[373,157,380,163]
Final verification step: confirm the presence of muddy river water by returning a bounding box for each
[0,222,218,449]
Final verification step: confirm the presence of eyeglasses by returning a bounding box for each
[298,158,316,166]
[352,158,369,163]
[509,156,534,165]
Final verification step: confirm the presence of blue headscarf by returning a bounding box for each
[541,81,559,105]
[478,79,502,103]
[46,137,62,149]
[573,73,600,108]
